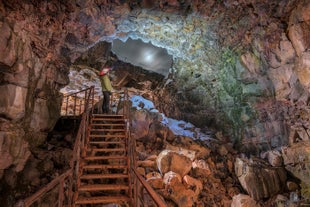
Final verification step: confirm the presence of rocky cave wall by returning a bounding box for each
[0,0,310,201]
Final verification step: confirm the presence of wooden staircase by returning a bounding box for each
[74,114,131,206]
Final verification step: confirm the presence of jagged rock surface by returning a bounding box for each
[0,0,310,206]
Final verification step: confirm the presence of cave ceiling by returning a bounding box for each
[1,0,309,145]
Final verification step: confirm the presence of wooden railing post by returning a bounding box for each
[58,178,64,207]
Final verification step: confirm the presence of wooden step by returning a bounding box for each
[78,184,129,191]
[91,118,125,122]
[90,124,125,131]
[84,155,127,161]
[89,141,125,145]
[91,123,125,127]
[75,195,130,205]
[89,134,126,138]
[87,148,125,153]
[80,173,128,180]
[90,128,126,132]
[82,164,127,170]
[92,114,124,117]
[91,119,124,122]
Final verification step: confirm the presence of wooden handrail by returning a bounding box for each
[124,88,167,207]
[20,170,71,207]
[16,87,95,207]
[17,87,167,207]
[132,168,167,207]
[61,86,95,117]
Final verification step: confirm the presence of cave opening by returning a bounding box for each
[111,37,173,76]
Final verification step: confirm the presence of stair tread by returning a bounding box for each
[83,164,127,169]
[87,148,125,152]
[84,155,127,160]
[89,134,126,137]
[75,195,130,204]
[79,184,129,191]
[92,114,124,117]
[89,141,125,145]
[91,118,125,122]
[90,129,125,132]
[90,129,126,131]
[80,173,128,179]
[91,124,125,126]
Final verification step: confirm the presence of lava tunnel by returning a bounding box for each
[0,0,310,206]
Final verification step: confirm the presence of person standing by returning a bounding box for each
[99,66,113,113]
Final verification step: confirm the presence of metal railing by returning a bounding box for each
[17,87,167,207]
[123,88,167,207]
[16,87,95,207]
[61,86,95,117]
[127,131,167,206]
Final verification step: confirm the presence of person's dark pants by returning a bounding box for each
[102,91,111,113]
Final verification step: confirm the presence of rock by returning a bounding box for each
[0,84,27,120]
[235,157,287,200]
[296,126,310,141]
[39,159,54,173]
[64,134,73,143]
[163,171,182,184]
[157,149,193,177]
[170,136,211,158]
[183,175,203,198]
[267,64,294,99]
[269,33,296,70]
[240,52,260,74]
[0,22,18,67]
[191,159,212,177]
[136,167,145,176]
[218,145,228,156]
[22,158,41,187]
[288,1,310,56]
[146,172,164,189]
[282,142,310,185]
[4,169,17,187]
[272,194,289,207]
[287,181,299,191]
[227,187,241,198]
[296,52,310,90]
[146,154,158,161]
[131,110,153,139]
[137,159,157,169]
[165,144,197,161]
[261,150,283,167]
[0,120,30,174]
[163,171,196,207]
[231,194,261,207]
[227,159,234,173]
[52,148,72,168]
[30,97,62,133]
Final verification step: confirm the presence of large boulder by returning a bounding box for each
[131,110,153,139]
[282,142,310,185]
[157,149,194,177]
[0,119,31,178]
[288,0,310,56]
[260,150,283,167]
[295,52,310,91]
[282,142,310,199]
[231,194,261,207]
[162,171,196,207]
[0,84,27,120]
[235,157,287,200]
